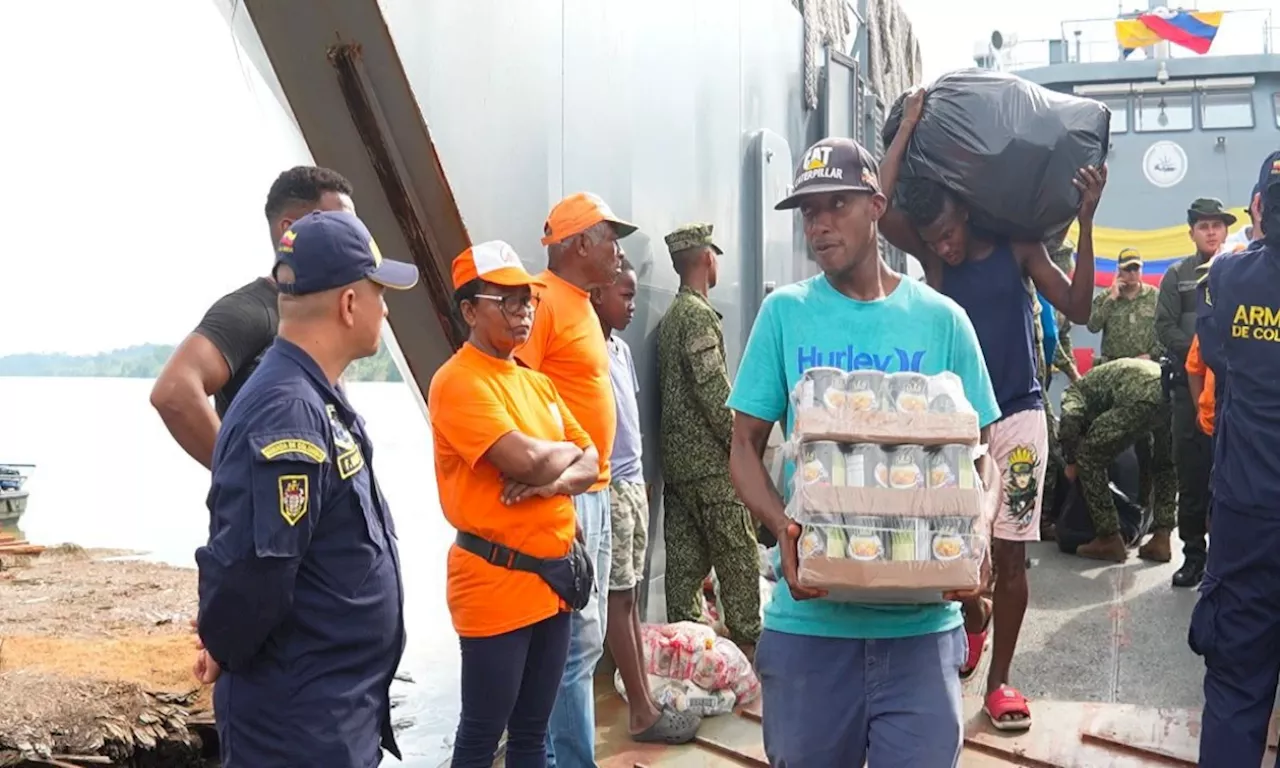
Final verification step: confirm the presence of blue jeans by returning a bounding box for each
[757,627,967,767]
[545,488,612,767]
[452,612,571,767]
[1191,502,1280,768]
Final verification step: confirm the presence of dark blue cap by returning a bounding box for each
[1251,150,1280,202]
[272,210,419,295]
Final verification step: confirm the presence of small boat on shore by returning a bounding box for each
[0,463,34,527]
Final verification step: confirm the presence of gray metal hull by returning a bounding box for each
[0,490,28,526]
[219,0,922,615]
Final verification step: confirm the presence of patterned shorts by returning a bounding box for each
[608,479,650,591]
[989,408,1050,543]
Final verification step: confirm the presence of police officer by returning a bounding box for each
[657,222,762,653]
[1058,358,1176,563]
[1157,198,1233,585]
[195,210,419,767]
[1191,156,1280,768]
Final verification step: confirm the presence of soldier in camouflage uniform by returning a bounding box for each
[657,222,762,649]
[1086,248,1163,363]
[1058,358,1176,562]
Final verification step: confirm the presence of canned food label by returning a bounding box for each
[929,393,957,413]
[845,371,885,412]
[799,367,846,412]
[888,373,930,413]
[889,527,918,562]
[846,518,886,561]
[931,531,965,561]
[887,446,926,489]
[825,527,848,559]
[800,442,845,486]
[799,527,826,558]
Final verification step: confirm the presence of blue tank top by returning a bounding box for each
[940,241,1043,419]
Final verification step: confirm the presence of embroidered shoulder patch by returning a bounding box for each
[278,475,309,526]
[260,439,327,463]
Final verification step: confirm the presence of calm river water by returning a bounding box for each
[0,376,458,766]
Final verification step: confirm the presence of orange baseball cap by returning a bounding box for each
[540,192,638,246]
[451,240,546,289]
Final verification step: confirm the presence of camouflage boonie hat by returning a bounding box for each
[1187,197,1237,226]
[664,222,723,258]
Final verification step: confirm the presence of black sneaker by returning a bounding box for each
[1172,557,1205,588]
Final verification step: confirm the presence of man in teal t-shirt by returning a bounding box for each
[727,137,1000,768]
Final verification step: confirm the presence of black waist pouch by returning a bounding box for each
[455,531,595,611]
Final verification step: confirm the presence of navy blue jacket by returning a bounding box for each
[197,338,405,767]
[1204,242,1280,515]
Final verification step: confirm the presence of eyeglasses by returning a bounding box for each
[1120,265,1141,272]
[475,293,541,315]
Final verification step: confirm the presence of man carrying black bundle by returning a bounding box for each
[878,87,1106,732]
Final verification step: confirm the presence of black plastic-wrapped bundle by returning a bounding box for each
[882,69,1111,241]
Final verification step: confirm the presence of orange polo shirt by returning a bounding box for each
[515,270,616,490]
[429,343,592,638]
[1185,335,1215,436]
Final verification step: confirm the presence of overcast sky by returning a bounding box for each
[1,0,1272,355]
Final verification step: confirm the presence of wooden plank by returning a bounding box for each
[1076,705,1201,765]
[0,544,42,555]
[693,713,769,766]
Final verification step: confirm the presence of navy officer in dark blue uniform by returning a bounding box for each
[1190,153,1280,768]
[195,209,420,767]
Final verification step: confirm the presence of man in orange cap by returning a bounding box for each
[520,192,638,766]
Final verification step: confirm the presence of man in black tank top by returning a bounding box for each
[877,88,1109,733]
[150,167,355,469]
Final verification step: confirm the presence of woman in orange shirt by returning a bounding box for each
[428,241,600,767]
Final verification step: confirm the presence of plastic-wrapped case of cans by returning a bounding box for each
[786,367,991,602]
[787,441,989,602]
[792,368,981,446]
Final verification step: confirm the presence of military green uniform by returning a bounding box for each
[1058,359,1176,538]
[1087,284,1162,363]
[657,223,761,646]
[1155,198,1234,557]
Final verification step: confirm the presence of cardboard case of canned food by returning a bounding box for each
[789,368,991,603]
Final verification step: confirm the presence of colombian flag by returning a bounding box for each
[1064,207,1249,288]
[1115,9,1223,57]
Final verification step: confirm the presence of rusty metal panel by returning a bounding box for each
[236,0,472,398]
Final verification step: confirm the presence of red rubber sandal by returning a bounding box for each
[960,597,992,681]
[984,685,1033,731]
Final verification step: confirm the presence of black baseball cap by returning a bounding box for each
[775,137,883,210]
[1251,150,1280,202]
[273,210,420,295]
[1117,247,1142,268]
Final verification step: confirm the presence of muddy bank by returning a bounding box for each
[0,546,210,766]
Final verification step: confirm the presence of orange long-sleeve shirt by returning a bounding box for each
[1185,335,1215,436]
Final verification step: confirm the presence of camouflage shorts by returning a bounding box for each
[608,479,649,592]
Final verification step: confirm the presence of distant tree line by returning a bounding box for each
[0,342,404,382]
